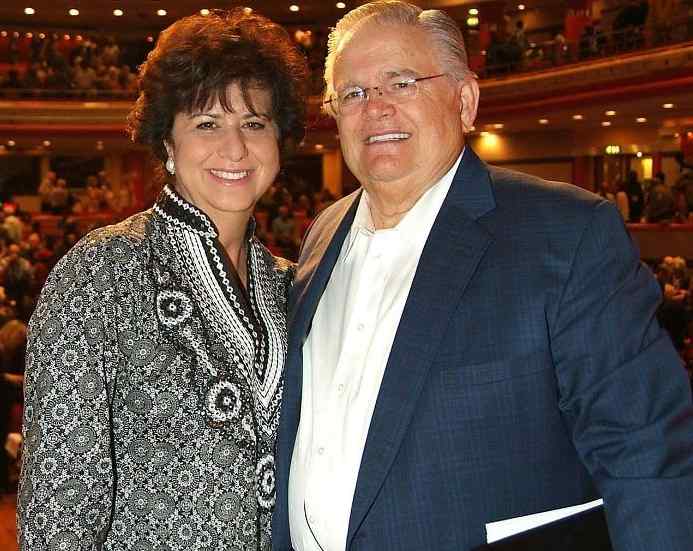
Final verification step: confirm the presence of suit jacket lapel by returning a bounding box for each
[347,149,497,544]
[276,191,361,539]
[292,190,362,342]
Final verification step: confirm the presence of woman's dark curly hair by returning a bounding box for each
[127,9,308,167]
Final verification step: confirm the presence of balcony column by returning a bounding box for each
[477,1,508,70]
[122,151,147,211]
[572,155,593,191]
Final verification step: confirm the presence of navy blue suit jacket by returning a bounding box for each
[273,148,693,551]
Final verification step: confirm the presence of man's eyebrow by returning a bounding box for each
[383,69,417,78]
[336,69,417,90]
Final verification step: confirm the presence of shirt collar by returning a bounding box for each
[154,184,256,241]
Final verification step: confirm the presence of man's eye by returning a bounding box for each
[341,89,364,102]
[196,121,217,130]
[392,79,415,90]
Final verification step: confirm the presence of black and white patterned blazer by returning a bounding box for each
[19,185,293,551]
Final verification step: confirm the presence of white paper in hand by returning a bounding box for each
[485,498,604,543]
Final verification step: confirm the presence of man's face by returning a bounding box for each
[332,23,477,200]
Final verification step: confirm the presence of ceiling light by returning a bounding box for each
[24,7,35,15]
[200,8,210,15]
[243,7,253,14]
[289,5,300,12]
[469,8,479,15]
[539,118,548,124]
[76,35,83,41]
[636,151,643,158]
[7,140,16,147]
[64,34,70,40]
[26,32,33,38]
[493,123,504,129]
[636,117,647,123]
[42,140,51,147]
[518,4,526,10]
[605,110,616,116]
[315,144,324,150]
[336,1,346,8]
[662,103,674,109]
[113,9,124,16]
[39,32,45,39]
[572,114,583,120]
[601,121,611,127]
[157,9,167,16]
[68,8,79,16]
[1,32,7,37]
[467,16,479,26]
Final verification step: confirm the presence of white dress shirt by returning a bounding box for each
[288,152,463,551]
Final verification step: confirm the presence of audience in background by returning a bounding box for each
[2,1,693,92]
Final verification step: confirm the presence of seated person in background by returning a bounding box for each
[272,205,298,257]
[644,173,676,223]
[2,204,25,244]
[46,178,71,214]
[37,171,57,211]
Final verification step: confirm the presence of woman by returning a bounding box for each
[18,9,307,551]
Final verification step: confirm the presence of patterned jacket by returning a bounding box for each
[18,185,293,551]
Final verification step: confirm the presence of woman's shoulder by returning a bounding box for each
[46,210,155,293]
[77,209,153,252]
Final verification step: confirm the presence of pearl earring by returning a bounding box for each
[165,157,175,175]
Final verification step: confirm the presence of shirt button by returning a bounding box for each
[337,384,345,393]
[318,447,325,455]
[357,323,365,331]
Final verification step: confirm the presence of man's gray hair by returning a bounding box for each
[323,0,475,106]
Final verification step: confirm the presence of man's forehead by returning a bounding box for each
[333,23,431,82]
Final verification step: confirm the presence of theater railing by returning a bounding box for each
[628,223,693,260]
[1,16,692,100]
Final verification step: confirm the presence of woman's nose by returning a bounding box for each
[218,127,248,162]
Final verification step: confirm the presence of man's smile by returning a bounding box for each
[364,132,411,145]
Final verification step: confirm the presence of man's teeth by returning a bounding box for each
[210,169,249,180]
[366,132,410,144]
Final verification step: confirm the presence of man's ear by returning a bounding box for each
[459,77,479,133]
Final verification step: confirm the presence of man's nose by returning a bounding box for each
[218,127,248,162]
[363,87,395,118]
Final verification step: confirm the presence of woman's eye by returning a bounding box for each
[196,121,216,130]
[243,121,266,130]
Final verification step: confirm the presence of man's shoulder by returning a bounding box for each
[310,190,361,233]
[486,164,603,216]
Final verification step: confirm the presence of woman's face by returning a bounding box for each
[167,82,280,225]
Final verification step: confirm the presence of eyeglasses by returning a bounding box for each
[324,73,448,116]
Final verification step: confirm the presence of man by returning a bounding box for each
[273,2,693,550]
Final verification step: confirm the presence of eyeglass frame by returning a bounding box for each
[323,72,449,116]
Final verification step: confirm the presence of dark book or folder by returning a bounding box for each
[473,505,612,551]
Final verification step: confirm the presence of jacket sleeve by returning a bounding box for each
[551,200,693,551]
[18,238,120,551]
